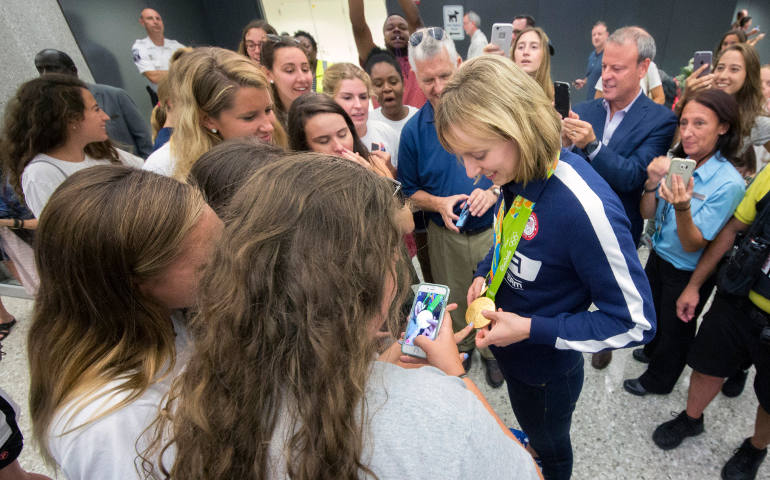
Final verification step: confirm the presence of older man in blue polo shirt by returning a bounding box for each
[398,27,503,387]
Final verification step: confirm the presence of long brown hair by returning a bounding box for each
[0,74,118,199]
[28,165,205,462]
[511,27,554,100]
[159,153,409,478]
[713,43,766,140]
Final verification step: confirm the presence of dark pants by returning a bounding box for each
[640,250,714,393]
[505,356,584,480]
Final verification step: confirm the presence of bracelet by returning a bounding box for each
[674,203,691,212]
[11,218,20,229]
[643,183,659,193]
[20,219,24,229]
[457,372,468,379]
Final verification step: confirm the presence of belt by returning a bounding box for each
[461,225,492,236]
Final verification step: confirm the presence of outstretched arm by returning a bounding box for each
[397,0,423,33]
[348,0,376,62]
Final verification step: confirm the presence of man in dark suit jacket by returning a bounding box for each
[564,27,676,245]
[563,27,676,370]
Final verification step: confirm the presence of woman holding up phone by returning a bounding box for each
[435,55,655,480]
[155,154,541,479]
[622,89,745,398]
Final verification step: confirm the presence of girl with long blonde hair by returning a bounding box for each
[28,165,222,479]
[156,154,539,479]
[143,47,286,181]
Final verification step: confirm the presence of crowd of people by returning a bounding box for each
[0,2,769,480]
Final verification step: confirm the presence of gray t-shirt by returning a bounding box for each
[268,362,541,479]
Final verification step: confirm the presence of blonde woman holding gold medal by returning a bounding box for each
[434,55,656,480]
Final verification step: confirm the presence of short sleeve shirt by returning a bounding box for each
[131,37,185,74]
[733,165,770,311]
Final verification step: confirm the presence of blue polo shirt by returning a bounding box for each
[652,152,745,271]
[397,102,494,231]
[584,49,603,101]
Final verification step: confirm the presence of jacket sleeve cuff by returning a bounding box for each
[528,315,558,346]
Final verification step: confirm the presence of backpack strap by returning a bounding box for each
[28,158,69,180]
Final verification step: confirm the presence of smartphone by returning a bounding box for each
[371,143,380,151]
[491,23,514,56]
[401,283,449,359]
[455,202,470,229]
[693,51,712,78]
[666,158,697,190]
[553,81,570,118]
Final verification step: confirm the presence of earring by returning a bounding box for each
[210,128,218,134]
[270,79,274,84]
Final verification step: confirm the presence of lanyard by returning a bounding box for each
[486,157,558,301]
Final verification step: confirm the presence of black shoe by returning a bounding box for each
[652,410,704,450]
[462,351,473,373]
[722,369,749,398]
[482,357,504,388]
[591,351,612,369]
[721,438,767,480]
[623,378,648,396]
[632,348,650,364]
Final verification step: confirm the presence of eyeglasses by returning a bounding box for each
[409,27,445,47]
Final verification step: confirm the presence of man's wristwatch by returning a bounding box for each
[491,186,501,196]
[583,139,600,156]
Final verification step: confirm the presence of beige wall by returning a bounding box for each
[0,0,92,115]
[263,0,387,63]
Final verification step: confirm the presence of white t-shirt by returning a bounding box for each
[142,141,174,177]
[267,362,541,479]
[48,316,189,480]
[131,37,185,74]
[22,149,143,218]
[369,106,418,141]
[595,60,663,97]
[467,28,489,60]
[360,119,401,167]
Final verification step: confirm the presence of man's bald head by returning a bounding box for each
[34,49,77,76]
[139,8,164,36]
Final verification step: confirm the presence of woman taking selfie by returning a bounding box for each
[623,89,745,397]
[434,55,655,480]
[156,154,540,479]
[28,166,222,479]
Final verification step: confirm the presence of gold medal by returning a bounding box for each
[466,296,495,329]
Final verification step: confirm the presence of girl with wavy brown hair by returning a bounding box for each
[155,153,539,479]
[28,165,222,479]
[0,74,142,217]
[143,47,287,181]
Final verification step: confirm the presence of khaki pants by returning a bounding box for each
[427,221,494,357]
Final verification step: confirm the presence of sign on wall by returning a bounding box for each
[442,5,464,40]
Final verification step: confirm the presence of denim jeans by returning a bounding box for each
[505,356,584,480]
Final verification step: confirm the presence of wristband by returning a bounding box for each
[644,183,659,193]
[11,218,20,229]
[457,372,469,379]
[674,203,691,212]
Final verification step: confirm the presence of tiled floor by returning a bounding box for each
[1,249,768,479]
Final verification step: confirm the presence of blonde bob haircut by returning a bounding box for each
[511,27,554,100]
[322,62,373,97]
[170,47,285,180]
[435,55,561,185]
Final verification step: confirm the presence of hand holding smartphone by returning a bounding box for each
[693,51,712,78]
[666,158,696,190]
[490,23,513,56]
[402,283,449,358]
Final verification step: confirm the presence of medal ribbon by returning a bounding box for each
[486,156,559,301]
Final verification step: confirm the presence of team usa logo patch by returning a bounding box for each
[522,213,538,240]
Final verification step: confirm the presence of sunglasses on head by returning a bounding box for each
[409,27,445,47]
[265,34,301,46]
[385,177,406,206]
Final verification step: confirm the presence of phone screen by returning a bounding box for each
[554,81,570,118]
[404,288,447,347]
